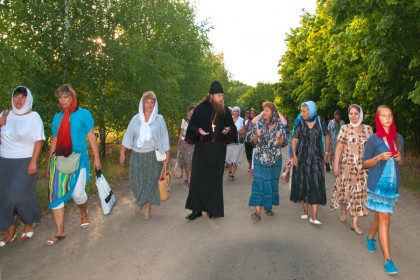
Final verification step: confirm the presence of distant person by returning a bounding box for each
[290,101,330,225]
[244,108,257,175]
[327,110,345,170]
[330,105,373,234]
[45,84,101,246]
[225,106,246,181]
[0,87,45,247]
[363,105,404,275]
[120,91,170,220]
[248,102,286,220]
[177,106,195,185]
[184,81,237,220]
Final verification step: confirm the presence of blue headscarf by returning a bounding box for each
[301,100,317,122]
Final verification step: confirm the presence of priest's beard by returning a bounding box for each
[210,98,226,116]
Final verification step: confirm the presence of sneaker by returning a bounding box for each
[365,236,376,253]
[384,259,398,274]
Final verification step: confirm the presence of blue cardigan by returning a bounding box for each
[363,133,404,193]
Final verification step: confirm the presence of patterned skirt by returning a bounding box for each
[248,157,282,210]
[0,157,40,230]
[178,140,194,171]
[129,150,162,206]
[366,159,399,214]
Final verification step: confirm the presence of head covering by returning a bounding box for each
[232,106,240,114]
[348,104,364,127]
[301,100,317,122]
[258,104,279,130]
[137,96,158,148]
[56,88,78,157]
[375,110,398,155]
[11,86,33,115]
[209,81,224,94]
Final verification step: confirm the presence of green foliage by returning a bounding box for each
[0,0,230,150]
[277,0,420,150]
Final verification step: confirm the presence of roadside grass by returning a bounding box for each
[400,154,420,197]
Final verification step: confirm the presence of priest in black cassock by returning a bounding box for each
[184,81,237,220]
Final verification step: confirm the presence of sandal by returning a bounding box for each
[0,234,17,247]
[265,210,274,216]
[45,235,66,246]
[81,216,90,228]
[228,175,234,181]
[251,213,261,220]
[22,224,34,240]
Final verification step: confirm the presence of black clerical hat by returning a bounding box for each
[209,81,224,94]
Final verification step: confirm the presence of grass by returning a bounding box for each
[400,154,420,197]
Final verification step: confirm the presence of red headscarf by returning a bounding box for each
[56,90,78,157]
[375,111,398,155]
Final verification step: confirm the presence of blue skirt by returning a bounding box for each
[249,157,282,210]
[366,159,399,213]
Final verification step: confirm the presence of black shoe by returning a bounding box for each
[186,211,202,221]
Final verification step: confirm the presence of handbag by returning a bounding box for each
[95,170,117,215]
[155,149,166,161]
[56,153,81,174]
[158,163,171,201]
[173,151,183,179]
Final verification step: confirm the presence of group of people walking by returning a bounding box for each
[0,81,404,275]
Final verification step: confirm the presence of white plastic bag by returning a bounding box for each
[95,170,117,215]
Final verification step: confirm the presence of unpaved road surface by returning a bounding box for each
[1,148,420,280]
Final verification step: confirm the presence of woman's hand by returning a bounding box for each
[334,163,340,176]
[0,110,9,126]
[293,156,298,167]
[393,152,402,162]
[94,158,101,171]
[323,153,328,163]
[222,127,230,135]
[378,151,393,161]
[119,153,125,165]
[27,161,37,176]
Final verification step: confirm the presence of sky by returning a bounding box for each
[193,0,317,86]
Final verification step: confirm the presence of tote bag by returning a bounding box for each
[158,163,171,201]
[95,170,117,215]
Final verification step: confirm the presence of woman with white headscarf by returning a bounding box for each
[290,100,330,225]
[120,91,170,220]
[225,106,246,181]
[0,86,45,247]
[330,104,373,234]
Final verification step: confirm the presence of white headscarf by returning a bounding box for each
[232,106,241,114]
[349,104,364,127]
[137,96,158,148]
[11,86,33,115]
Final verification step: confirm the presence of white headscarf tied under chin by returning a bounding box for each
[349,104,364,127]
[137,97,158,148]
[11,86,33,115]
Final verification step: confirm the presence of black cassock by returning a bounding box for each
[185,101,237,217]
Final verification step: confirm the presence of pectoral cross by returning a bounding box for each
[211,123,216,132]
[211,113,217,133]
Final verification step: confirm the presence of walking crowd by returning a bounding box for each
[0,81,404,275]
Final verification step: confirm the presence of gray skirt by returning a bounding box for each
[0,157,40,230]
[129,150,162,206]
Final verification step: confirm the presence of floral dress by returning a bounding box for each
[330,124,373,216]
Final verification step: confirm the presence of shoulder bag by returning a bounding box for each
[56,152,81,174]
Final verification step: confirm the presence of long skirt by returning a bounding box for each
[248,157,282,211]
[129,150,162,206]
[0,157,40,230]
[178,140,194,171]
[225,143,245,165]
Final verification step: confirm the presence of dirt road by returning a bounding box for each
[1,148,419,280]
